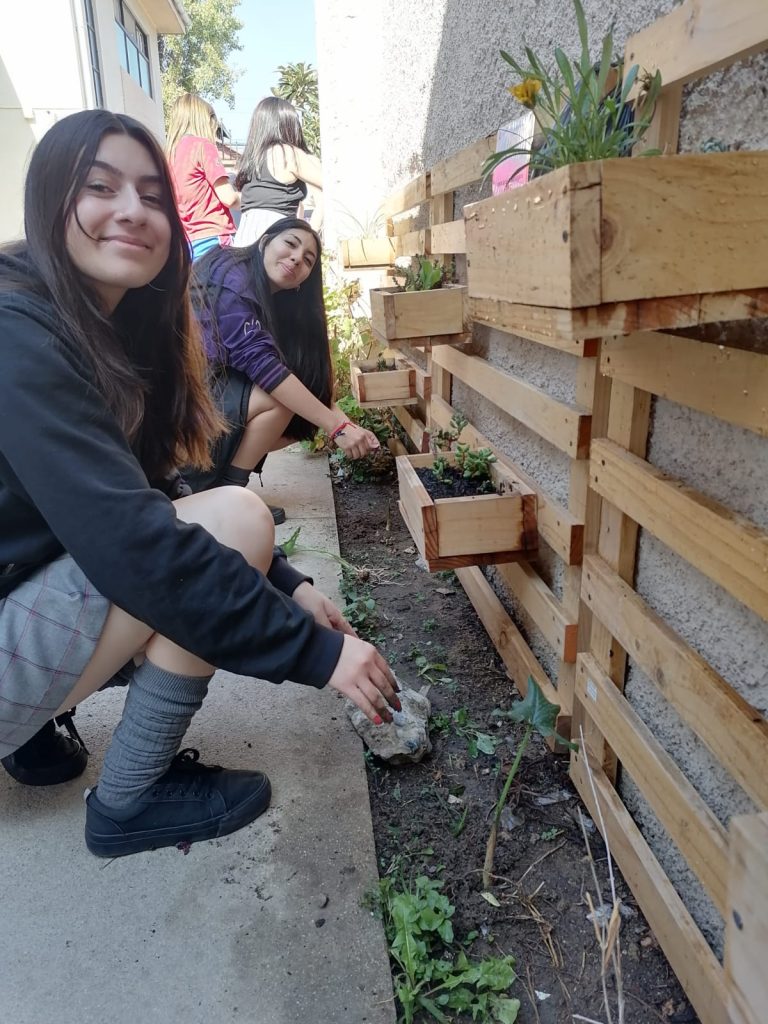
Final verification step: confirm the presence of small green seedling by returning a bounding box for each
[392,255,450,293]
[482,677,577,889]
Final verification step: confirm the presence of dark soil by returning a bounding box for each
[415,465,496,500]
[332,466,700,1024]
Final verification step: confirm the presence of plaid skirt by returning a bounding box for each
[0,555,110,758]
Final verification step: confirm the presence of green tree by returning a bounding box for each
[159,0,244,123]
[271,61,321,156]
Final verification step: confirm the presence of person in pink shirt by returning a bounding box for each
[166,93,239,260]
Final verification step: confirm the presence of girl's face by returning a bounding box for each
[262,227,319,292]
[65,133,172,312]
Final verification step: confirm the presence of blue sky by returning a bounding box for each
[214,0,318,145]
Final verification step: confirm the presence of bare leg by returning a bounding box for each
[55,486,275,714]
[230,383,293,471]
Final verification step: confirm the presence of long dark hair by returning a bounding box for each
[0,109,223,479]
[193,218,331,440]
[235,97,308,191]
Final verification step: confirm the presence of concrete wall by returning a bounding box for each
[0,0,173,242]
[315,0,768,958]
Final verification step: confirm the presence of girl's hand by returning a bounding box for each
[327,635,401,724]
[334,423,380,460]
[292,582,356,636]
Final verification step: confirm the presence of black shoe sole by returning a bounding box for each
[270,506,286,525]
[1,746,88,786]
[85,775,272,858]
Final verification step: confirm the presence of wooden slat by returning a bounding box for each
[625,0,768,89]
[387,436,408,457]
[470,296,599,356]
[392,404,430,453]
[601,332,768,436]
[430,219,466,255]
[582,554,768,809]
[497,562,578,662]
[726,812,768,1024]
[340,237,397,267]
[431,135,495,195]
[590,439,768,621]
[459,288,768,342]
[396,229,429,257]
[390,213,419,237]
[432,345,592,458]
[576,655,729,914]
[456,566,566,726]
[430,395,583,565]
[570,750,726,1024]
[382,174,428,218]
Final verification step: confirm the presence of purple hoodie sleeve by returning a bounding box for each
[209,267,292,392]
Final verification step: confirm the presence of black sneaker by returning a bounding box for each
[269,505,286,525]
[84,748,271,858]
[1,711,88,786]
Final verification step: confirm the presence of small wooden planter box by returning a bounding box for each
[350,358,419,408]
[396,453,538,571]
[465,152,768,309]
[370,284,466,341]
[340,238,397,268]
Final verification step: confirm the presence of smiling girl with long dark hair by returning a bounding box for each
[0,110,398,858]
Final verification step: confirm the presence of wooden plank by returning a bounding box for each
[601,332,768,436]
[432,345,592,458]
[456,566,563,711]
[600,153,768,304]
[570,750,726,1024]
[391,213,419,237]
[726,812,768,1024]
[396,229,429,258]
[576,655,729,914]
[590,438,768,621]
[469,296,599,356]
[387,436,408,457]
[497,561,578,662]
[581,554,768,810]
[382,174,428,218]
[461,287,768,342]
[431,135,495,195]
[625,0,768,89]
[465,163,603,308]
[430,395,583,564]
[430,219,466,255]
[392,404,430,453]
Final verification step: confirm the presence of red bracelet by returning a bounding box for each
[330,420,353,441]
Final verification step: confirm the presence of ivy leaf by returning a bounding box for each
[475,733,498,756]
[505,677,578,750]
[492,996,521,1023]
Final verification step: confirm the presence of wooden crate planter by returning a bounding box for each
[340,238,397,268]
[350,358,421,408]
[396,453,538,571]
[370,284,466,341]
[465,152,768,309]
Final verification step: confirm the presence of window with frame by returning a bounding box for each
[114,0,152,96]
[83,0,104,107]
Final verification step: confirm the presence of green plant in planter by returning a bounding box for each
[454,443,497,493]
[433,411,468,452]
[392,255,449,292]
[483,0,662,183]
[431,454,451,485]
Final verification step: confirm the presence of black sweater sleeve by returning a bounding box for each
[0,301,342,688]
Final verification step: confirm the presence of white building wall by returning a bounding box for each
[0,0,176,242]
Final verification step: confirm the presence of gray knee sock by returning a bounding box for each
[96,659,212,809]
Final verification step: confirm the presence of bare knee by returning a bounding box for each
[175,487,275,571]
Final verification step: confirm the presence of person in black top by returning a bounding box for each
[0,110,398,858]
[234,97,323,246]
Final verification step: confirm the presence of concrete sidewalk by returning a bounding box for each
[0,447,395,1024]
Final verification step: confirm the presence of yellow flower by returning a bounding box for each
[508,78,542,108]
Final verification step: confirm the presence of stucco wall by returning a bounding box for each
[315,0,768,958]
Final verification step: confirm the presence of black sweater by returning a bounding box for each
[0,289,343,688]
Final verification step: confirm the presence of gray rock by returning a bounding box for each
[346,686,432,764]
